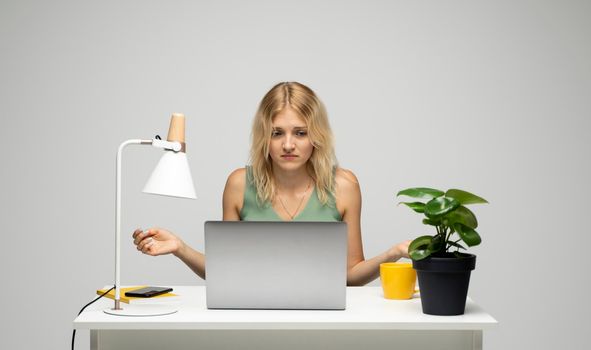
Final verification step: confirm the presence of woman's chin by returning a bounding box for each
[274,161,306,172]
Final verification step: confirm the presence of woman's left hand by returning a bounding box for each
[389,240,412,260]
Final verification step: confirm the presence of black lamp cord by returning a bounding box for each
[71,286,115,350]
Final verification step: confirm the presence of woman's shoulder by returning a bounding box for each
[223,168,247,218]
[333,167,361,215]
[335,167,359,185]
[225,167,247,190]
[229,167,247,177]
[335,167,360,193]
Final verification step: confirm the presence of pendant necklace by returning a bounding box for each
[277,179,312,220]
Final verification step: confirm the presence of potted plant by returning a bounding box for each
[397,187,488,315]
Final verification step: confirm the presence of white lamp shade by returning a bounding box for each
[142,151,196,199]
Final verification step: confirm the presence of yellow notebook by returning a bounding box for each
[96,286,180,304]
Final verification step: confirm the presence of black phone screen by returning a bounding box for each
[125,286,173,298]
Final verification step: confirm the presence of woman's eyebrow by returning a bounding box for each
[272,126,307,130]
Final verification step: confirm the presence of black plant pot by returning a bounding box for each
[412,253,476,316]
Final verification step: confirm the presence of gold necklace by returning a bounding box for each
[277,179,312,220]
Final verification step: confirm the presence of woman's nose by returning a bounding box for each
[282,137,295,151]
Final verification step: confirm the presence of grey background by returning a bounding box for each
[1,0,589,349]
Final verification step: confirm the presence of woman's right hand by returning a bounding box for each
[132,228,184,257]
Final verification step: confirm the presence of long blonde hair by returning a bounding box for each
[249,82,337,205]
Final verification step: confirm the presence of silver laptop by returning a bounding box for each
[204,221,347,310]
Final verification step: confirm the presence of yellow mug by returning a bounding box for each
[380,262,417,300]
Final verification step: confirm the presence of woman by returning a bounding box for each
[133,82,410,286]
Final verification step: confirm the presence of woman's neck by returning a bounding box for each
[273,167,312,194]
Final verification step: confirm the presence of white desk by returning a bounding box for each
[73,286,497,350]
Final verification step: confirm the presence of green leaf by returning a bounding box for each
[425,197,460,218]
[410,249,432,260]
[409,235,434,261]
[422,218,441,226]
[409,235,432,251]
[445,205,478,229]
[453,223,482,247]
[445,189,488,205]
[399,202,425,213]
[397,188,444,200]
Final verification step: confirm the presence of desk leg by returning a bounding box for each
[90,330,97,350]
[473,330,483,350]
[91,329,485,350]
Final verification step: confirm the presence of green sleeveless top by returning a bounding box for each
[239,167,342,221]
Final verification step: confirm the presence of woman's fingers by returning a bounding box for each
[137,236,153,250]
[133,233,143,246]
[141,238,155,255]
[132,228,142,238]
[132,227,169,256]
[132,228,145,244]
[133,229,157,245]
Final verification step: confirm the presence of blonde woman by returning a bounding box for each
[133,82,410,286]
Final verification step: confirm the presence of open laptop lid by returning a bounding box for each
[204,221,347,310]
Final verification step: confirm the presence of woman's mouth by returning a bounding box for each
[281,154,298,160]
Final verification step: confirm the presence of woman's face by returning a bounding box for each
[268,107,314,172]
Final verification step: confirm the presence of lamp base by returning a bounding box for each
[104,304,179,317]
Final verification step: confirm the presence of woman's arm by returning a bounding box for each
[222,168,246,220]
[335,168,410,286]
[133,227,206,279]
[347,242,410,286]
[133,168,246,280]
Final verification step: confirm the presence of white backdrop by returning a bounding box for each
[1,1,589,349]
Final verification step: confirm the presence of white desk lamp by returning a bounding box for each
[104,113,196,317]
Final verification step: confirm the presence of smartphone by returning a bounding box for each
[125,286,173,298]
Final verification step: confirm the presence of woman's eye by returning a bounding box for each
[296,130,308,137]
[271,130,282,137]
